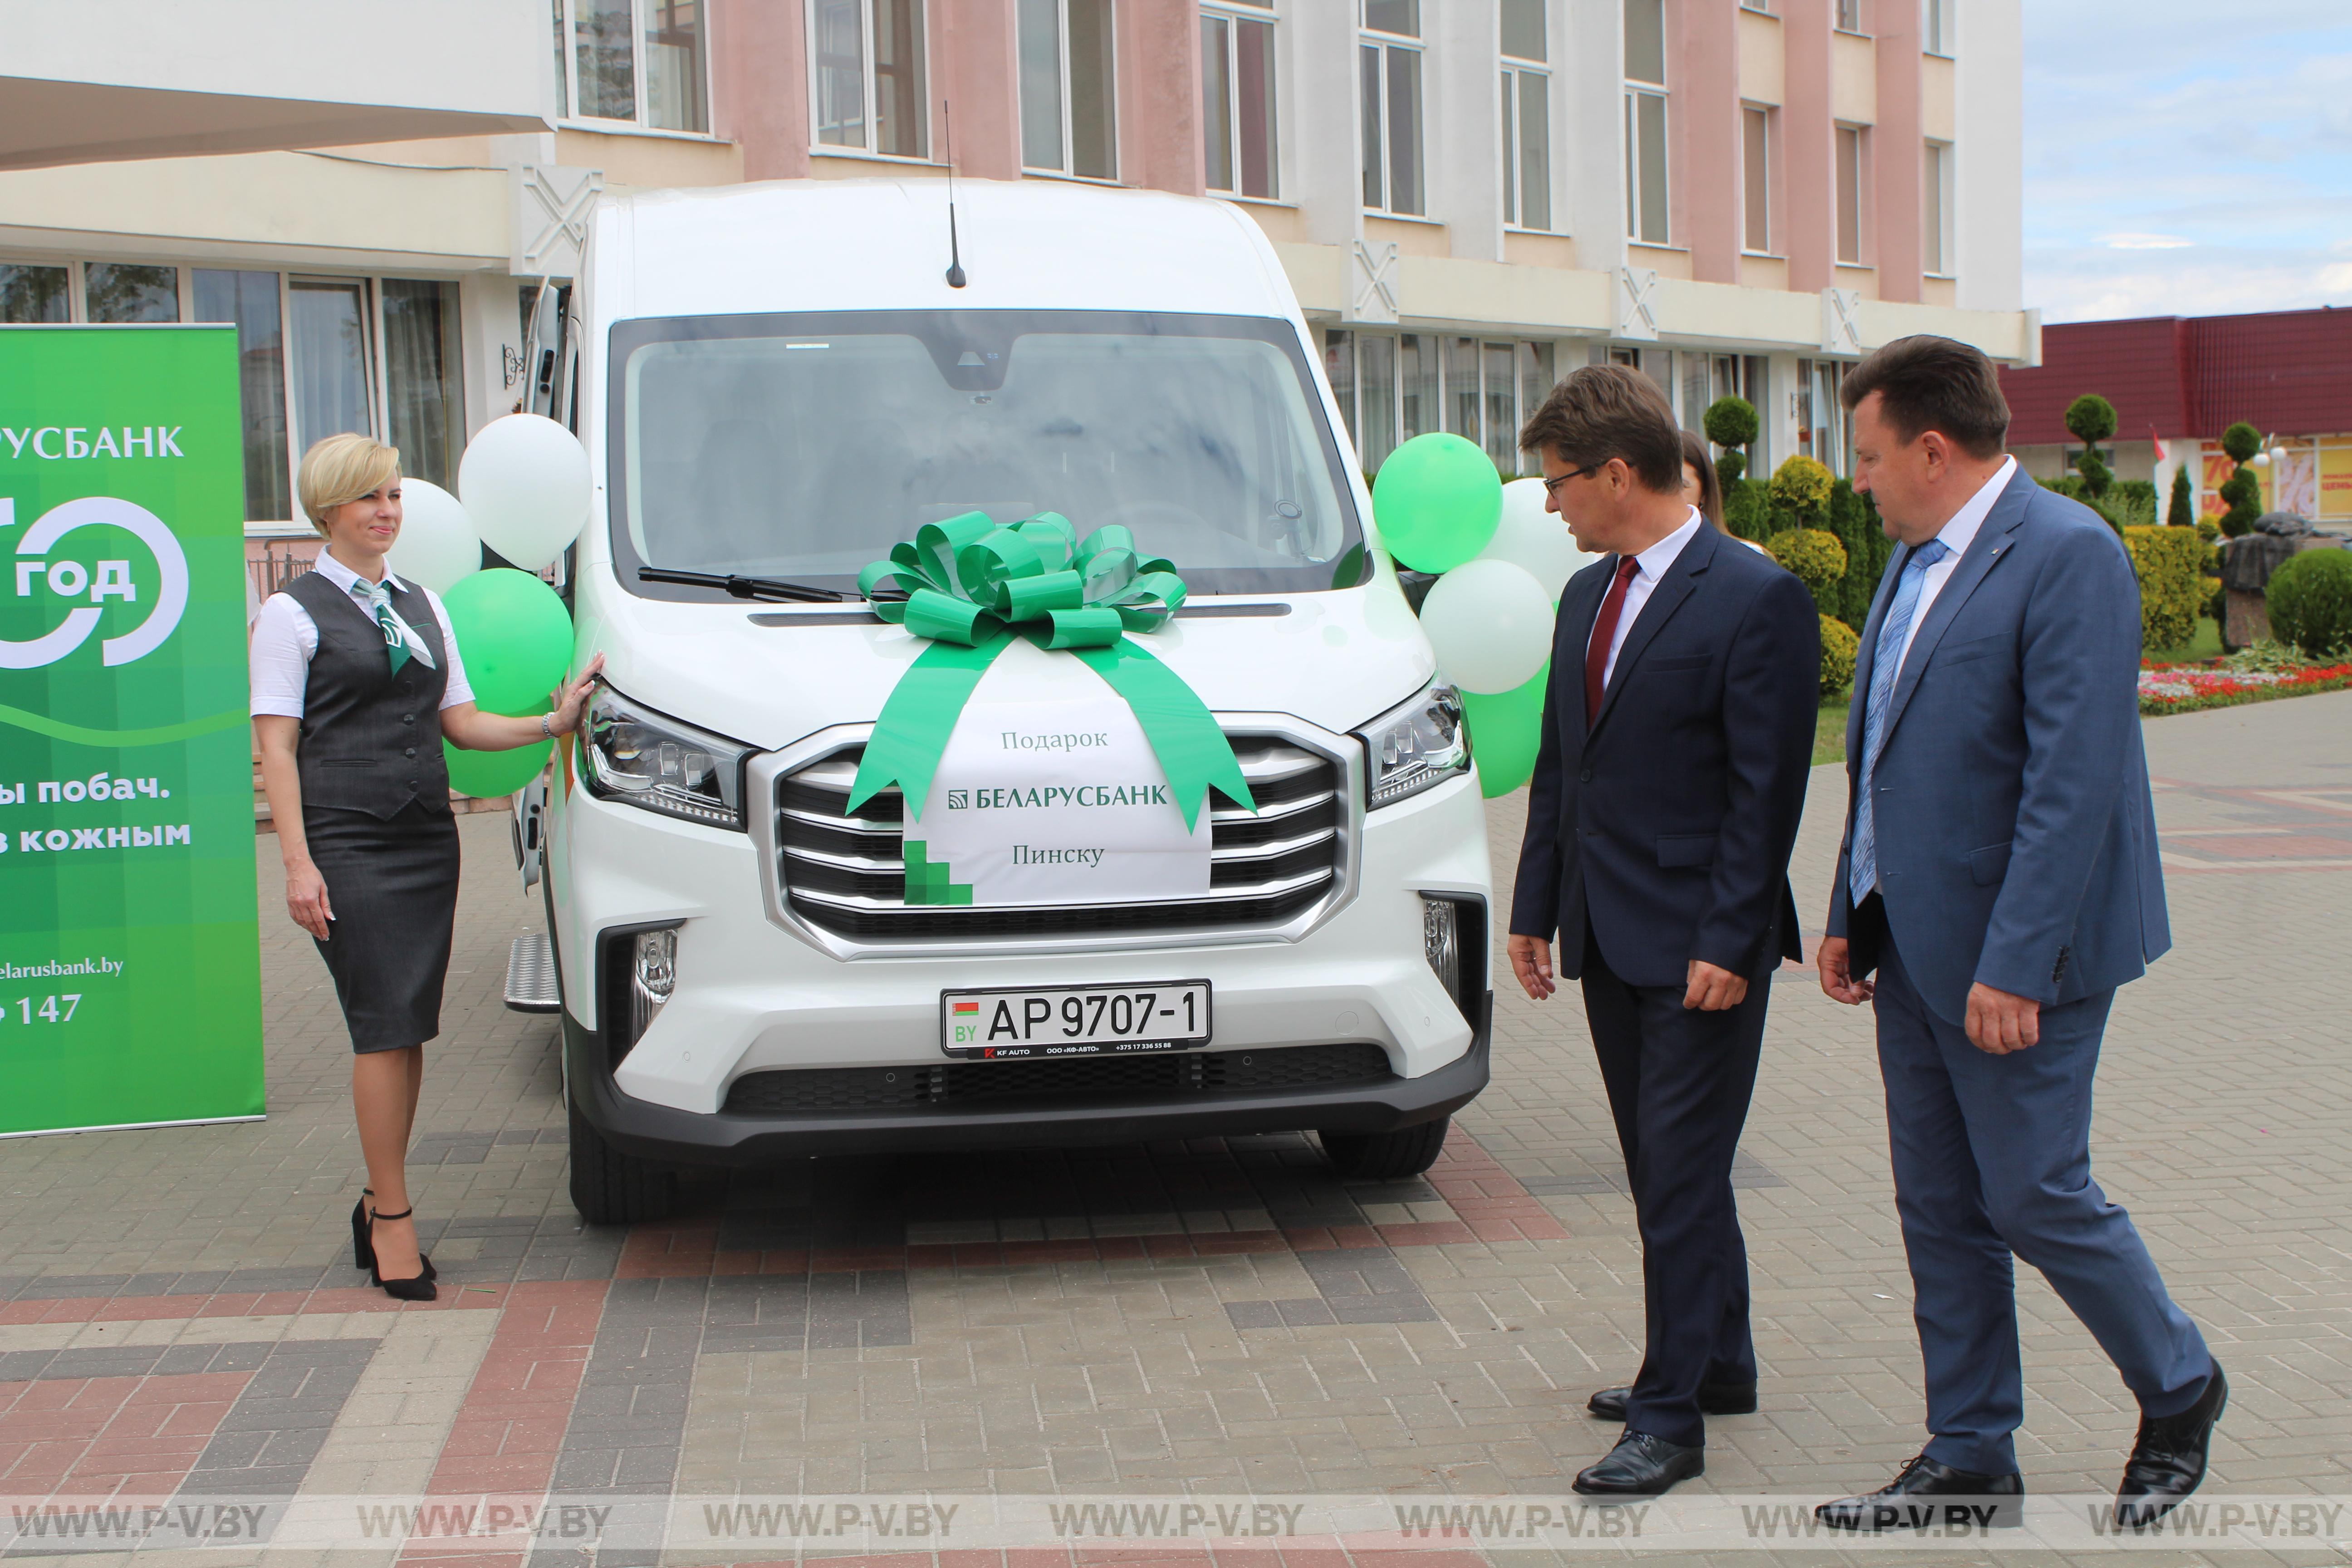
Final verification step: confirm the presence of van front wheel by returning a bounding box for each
[1317,1117,1449,1181]
[567,1093,677,1225]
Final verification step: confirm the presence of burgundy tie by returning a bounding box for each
[1584,556,1641,730]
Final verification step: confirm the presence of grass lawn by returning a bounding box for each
[1815,700,1850,766]
[2147,616,2223,664]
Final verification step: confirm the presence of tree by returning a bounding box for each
[1703,396,1759,485]
[1767,455,1835,534]
[2167,465,2194,527]
[2064,393,2117,501]
[2218,421,2264,538]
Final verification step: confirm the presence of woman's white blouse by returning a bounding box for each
[249,559,475,719]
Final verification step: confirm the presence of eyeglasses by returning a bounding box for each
[1541,463,1602,497]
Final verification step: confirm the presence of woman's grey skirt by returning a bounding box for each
[304,801,461,1053]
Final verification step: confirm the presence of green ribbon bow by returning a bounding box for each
[847,511,1254,831]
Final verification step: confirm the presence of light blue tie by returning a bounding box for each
[1849,539,1951,903]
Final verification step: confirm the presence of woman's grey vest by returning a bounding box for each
[284,570,453,818]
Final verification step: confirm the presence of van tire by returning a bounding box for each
[1317,1117,1449,1180]
[568,1093,677,1225]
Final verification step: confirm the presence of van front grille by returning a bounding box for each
[773,735,1344,941]
[721,1042,1395,1113]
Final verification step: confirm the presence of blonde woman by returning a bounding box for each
[251,434,602,1300]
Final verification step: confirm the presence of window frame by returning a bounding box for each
[1500,12,1551,234]
[1359,3,1426,217]
[1740,102,1774,256]
[1922,0,1953,55]
[1834,0,1867,35]
[1201,0,1279,201]
[1833,122,1867,266]
[1922,139,1955,278]
[807,0,932,161]
[1327,326,1558,477]
[554,0,715,139]
[1020,0,1121,181]
[1622,0,1670,247]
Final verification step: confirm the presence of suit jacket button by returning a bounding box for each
[404,747,417,758]
[403,714,415,724]
[1578,768,1593,783]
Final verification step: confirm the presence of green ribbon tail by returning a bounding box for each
[1074,639,1255,832]
[846,632,1013,819]
[0,705,248,748]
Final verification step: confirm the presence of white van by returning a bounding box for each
[534,178,1492,1223]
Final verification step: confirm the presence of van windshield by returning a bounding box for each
[610,310,1366,600]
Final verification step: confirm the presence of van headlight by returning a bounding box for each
[1356,682,1469,809]
[580,685,749,830]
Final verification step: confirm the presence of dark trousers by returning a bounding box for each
[1874,936,2213,1475]
[1579,932,1769,1448]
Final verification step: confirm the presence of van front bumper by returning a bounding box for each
[564,991,1489,1166]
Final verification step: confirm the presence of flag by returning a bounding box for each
[2150,427,2167,463]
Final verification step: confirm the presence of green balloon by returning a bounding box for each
[1372,432,1504,573]
[1461,662,1550,799]
[445,705,552,800]
[441,568,574,715]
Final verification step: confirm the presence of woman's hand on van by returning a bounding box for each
[547,653,607,736]
[1507,934,1555,1001]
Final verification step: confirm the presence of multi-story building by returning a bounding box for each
[4,0,2033,560]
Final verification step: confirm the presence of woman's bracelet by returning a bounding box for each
[540,713,554,739]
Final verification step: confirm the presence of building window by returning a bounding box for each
[1922,0,1951,54]
[192,270,290,526]
[0,263,70,323]
[1835,124,1866,264]
[383,281,466,496]
[1360,0,1424,216]
[1741,104,1772,253]
[1020,0,1117,178]
[1623,0,1669,245]
[812,0,928,157]
[555,0,709,132]
[1923,140,1953,276]
[1202,3,1277,199]
[1500,0,1550,230]
[1740,0,1771,10]
[1835,0,1865,33]
[1796,358,1851,476]
[85,264,181,323]
[1329,329,1555,477]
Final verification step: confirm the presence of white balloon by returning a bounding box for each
[458,413,592,573]
[1478,476,1598,601]
[383,477,482,593]
[1419,558,1554,694]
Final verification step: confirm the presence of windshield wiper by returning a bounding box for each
[638,567,852,604]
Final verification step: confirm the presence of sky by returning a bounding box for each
[2021,1,2352,322]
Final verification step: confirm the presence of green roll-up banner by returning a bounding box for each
[0,325,265,1137]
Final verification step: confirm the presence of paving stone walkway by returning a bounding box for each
[1,693,2347,1566]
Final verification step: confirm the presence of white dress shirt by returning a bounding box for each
[1891,456,2015,675]
[1590,508,1705,687]
[249,550,474,719]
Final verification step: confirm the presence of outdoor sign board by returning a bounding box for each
[0,325,265,1136]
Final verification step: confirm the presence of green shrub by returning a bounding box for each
[1723,477,1769,541]
[2123,525,2205,652]
[1822,478,1890,631]
[1767,527,1848,611]
[2107,490,2157,530]
[1704,396,1759,487]
[1769,455,1834,531]
[2263,548,2352,659]
[2167,467,2195,527]
[2041,474,2086,500]
[2219,422,2264,538]
[1819,614,1860,698]
[2113,479,2156,509]
[2065,394,2117,500]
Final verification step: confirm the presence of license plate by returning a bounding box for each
[941,981,1212,1059]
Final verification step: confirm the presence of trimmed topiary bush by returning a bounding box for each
[2167,466,2195,527]
[2122,524,2206,652]
[1823,478,1890,631]
[1723,477,1769,541]
[1704,396,1759,487]
[2263,548,2352,659]
[2219,422,2264,538]
[1819,614,1860,698]
[1767,527,1849,612]
[1769,455,1835,534]
[2064,394,2117,501]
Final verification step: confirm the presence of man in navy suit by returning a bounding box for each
[1813,336,2222,1533]
[1507,365,1819,1497]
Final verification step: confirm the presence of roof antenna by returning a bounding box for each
[943,100,967,289]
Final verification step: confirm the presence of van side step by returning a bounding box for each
[504,933,561,1014]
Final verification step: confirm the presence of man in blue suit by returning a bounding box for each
[1813,337,2222,1533]
[1508,365,1819,1496]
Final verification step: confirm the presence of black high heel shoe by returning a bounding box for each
[366,1207,437,1301]
[351,1188,375,1271]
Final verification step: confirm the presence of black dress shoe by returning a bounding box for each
[1817,1455,2024,1531]
[1586,1381,1758,1421]
[1572,1431,1705,1497]
[2116,1363,2227,1530]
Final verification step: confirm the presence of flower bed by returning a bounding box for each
[2139,660,2352,716]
